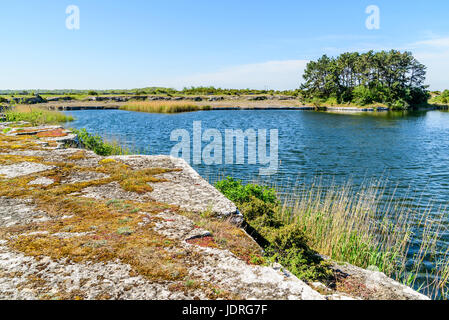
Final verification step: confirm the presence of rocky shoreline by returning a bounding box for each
[3,94,448,113]
[0,122,430,300]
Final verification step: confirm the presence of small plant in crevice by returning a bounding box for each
[72,128,130,156]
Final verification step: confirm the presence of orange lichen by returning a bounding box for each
[186,236,218,248]
[36,129,68,138]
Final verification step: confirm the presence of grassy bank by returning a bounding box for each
[215,177,449,299]
[1,105,74,125]
[120,101,211,114]
[72,128,130,156]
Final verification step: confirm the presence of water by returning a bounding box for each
[64,109,449,288]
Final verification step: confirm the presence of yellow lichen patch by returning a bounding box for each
[0,175,40,198]
[48,177,115,196]
[0,126,265,296]
[0,132,41,152]
[35,129,68,138]
[66,151,87,161]
[98,158,116,165]
[96,160,176,194]
[0,154,44,166]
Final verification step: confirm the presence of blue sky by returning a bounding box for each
[1,0,449,90]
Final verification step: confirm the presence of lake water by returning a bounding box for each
[64,109,449,289]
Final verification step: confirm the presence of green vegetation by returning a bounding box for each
[0,87,302,98]
[121,101,212,114]
[430,90,449,105]
[215,177,449,299]
[301,50,430,110]
[216,177,333,282]
[72,128,130,156]
[1,106,74,125]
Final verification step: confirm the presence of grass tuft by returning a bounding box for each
[120,101,211,114]
[2,105,74,125]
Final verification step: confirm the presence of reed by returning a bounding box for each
[3,105,74,125]
[120,101,211,114]
[280,181,449,299]
[214,176,449,299]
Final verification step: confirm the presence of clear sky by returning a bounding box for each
[1,0,449,90]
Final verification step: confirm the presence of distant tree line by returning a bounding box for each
[300,50,429,109]
[0,87,302,97]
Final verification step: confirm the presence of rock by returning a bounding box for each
[21,94,46,105]
[28,177,55,186]
[0,162,55,179]
[46,97,73,102]
[248,96,268,101]
[110,155,242,221]
[208,97,224,102]
[330,263,430,300]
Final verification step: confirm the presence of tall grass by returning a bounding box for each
[121,101,211,114]
[2,105,74,125]
[72,128,130,156]
[276,180,449,299]
[214,175,449,299]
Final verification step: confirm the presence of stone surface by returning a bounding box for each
[330,263,430,300]
[0,123,429,301]
[111,155,241,221]
[28,177,55,186]
[0,162,54,179]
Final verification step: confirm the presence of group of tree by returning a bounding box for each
[430,90,449,104]
[300,50,430,109]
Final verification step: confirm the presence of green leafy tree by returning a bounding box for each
[301,50,429,109]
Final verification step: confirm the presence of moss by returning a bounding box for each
[0,130,190,283]
[0,127,282,296]
[180,210,265,266]
[8,196,189,281]
[67,151,86,161]
[0,154,44,165]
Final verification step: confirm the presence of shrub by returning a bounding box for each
[215,177,278,205]
[352,86,374,105]
[390,99,409,110]
[215,177,332,282]
[73,128,129,156]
